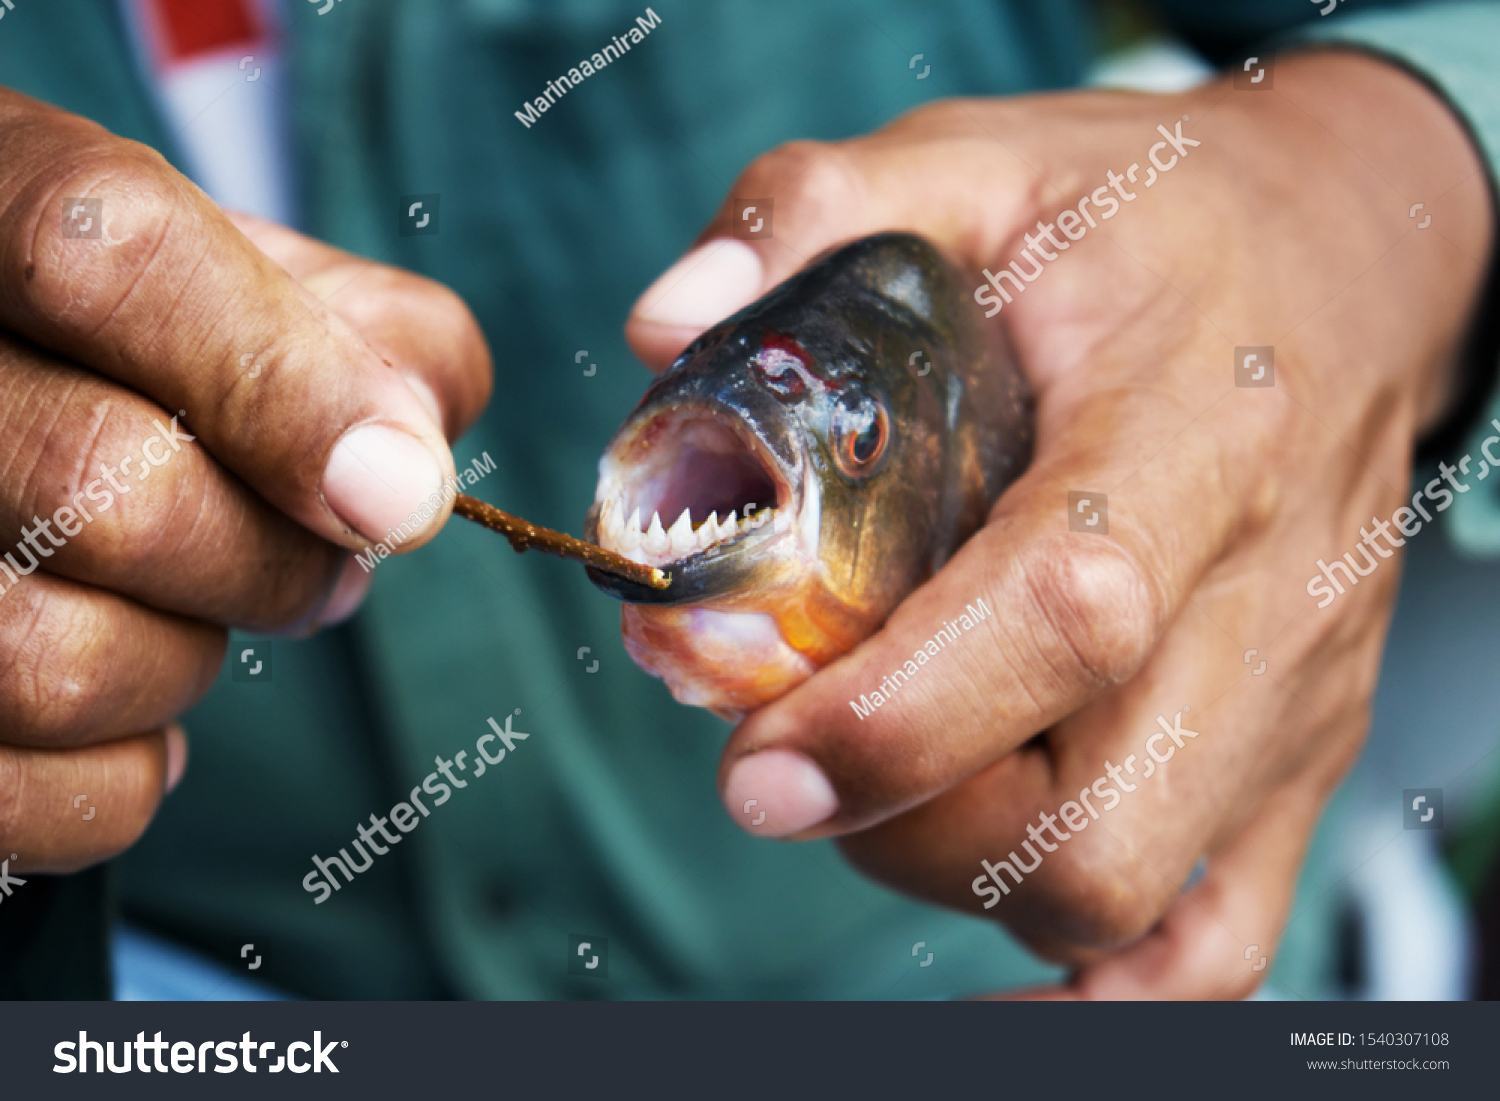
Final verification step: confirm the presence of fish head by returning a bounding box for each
[586,233,1030,718]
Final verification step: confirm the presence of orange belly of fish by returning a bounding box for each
[621,605,818,722]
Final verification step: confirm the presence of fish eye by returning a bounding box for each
[832,392,889,477]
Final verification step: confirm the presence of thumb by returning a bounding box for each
[625,130,1039,370]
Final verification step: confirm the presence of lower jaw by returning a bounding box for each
[620,603,818,721]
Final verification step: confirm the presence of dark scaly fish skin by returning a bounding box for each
[586,232,1033,718]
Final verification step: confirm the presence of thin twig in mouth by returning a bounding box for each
[452,494,671,590]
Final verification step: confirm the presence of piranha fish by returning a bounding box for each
[585,232,1033,720]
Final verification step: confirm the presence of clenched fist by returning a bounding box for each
[0,90,492,873]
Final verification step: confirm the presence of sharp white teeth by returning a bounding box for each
[644,511,670,555]
[669,508,696,555]
[621,507,642,551]
[602,499,623,540]
[603,495,792,557]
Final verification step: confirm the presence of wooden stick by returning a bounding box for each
[452,494,670,590]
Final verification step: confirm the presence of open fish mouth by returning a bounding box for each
[590,406,801,573]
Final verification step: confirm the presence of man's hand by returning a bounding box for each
[0,91,492,873]
[626,52,1494,996]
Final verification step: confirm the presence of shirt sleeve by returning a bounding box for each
[1285,3,1500,556]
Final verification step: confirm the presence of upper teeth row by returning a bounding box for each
[598,499,776,560]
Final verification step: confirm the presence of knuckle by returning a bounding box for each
[0,579,223,749]
[23,143,187,328]
[1016,536,1161,693]
[0,736,164,872]
[50,742,166,873]
[735,139,825,191]
[732,140,866,225]
[0,584,117,744]
[19,384,134,515]
[407,276,480,342]
[434,286,492,385]
[26,399,201,571]
[893,98,977,137]
[1038,845,1171,948]
[391,278,493,415]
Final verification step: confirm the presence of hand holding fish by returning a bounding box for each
[626,53,1494,998]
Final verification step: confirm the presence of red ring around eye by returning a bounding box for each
[834,397,887,476]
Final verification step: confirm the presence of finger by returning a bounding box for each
[0,337,354,631]
[1002,733,1346,1000]
[0,571,224,749]
[225,212,493,443]
[835,625,1368,957]
[626,116,1038,369]
[0,91,455,550]
[1,723,185,874]
[718,363,1266,838]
